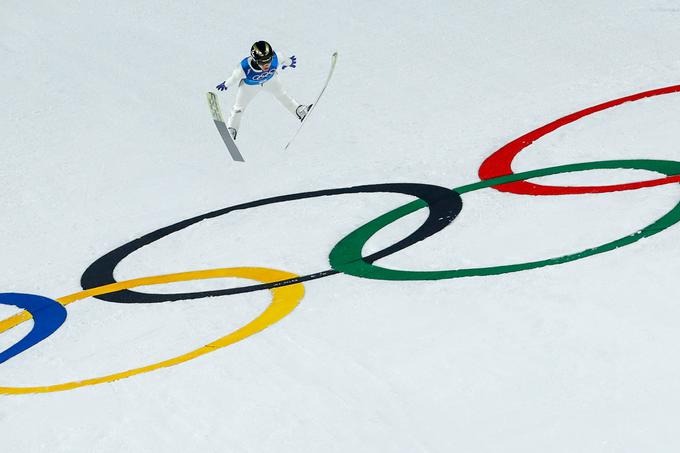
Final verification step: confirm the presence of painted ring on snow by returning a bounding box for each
[0,293,67,364]
[478,84,680,195]
[81,183,462,303]
[329,159,680,280]
[0,267,304,394]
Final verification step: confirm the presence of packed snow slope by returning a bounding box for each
[2,1,680,452]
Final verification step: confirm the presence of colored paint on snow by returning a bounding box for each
[0,293,67,364]
[0,268,304,394]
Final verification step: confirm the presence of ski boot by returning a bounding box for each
[296,104,313,122]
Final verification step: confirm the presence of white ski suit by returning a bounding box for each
[220,52,300,133]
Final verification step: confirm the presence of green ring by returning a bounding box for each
[329,160,680,280]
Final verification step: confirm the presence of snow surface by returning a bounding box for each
[2,1,680,452]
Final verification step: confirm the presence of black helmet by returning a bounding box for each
[250,41,273,64]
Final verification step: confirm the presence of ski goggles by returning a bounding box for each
[255,56,273,65]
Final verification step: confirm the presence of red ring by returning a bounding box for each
[478,84,680,195]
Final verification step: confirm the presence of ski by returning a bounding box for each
[206,91,245,162]
[284,52,338,151]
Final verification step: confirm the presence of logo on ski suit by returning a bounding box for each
[241,54,279,85]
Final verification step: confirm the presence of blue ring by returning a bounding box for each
[0,293,67,364]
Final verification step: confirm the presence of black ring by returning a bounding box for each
[81,183,463,303]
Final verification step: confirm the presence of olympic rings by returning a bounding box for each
[0,293,67,364]
[2,83,680,394]
[0,267,304,394]
[329,159,680,280]
[329,84,680,279]
[81,183,462,303]
[479,84,680,195]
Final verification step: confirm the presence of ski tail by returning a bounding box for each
[284,52,338,151]
[206,92,245,162]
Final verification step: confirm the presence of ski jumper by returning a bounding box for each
[221,52,299,132]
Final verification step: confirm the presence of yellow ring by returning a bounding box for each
[0,267,304,394]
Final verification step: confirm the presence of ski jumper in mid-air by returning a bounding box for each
[216,41,312,140]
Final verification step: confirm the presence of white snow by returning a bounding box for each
[2,1,680,452]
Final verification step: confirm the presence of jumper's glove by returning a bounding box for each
[282,55,297,70]
[216,81,227,91]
